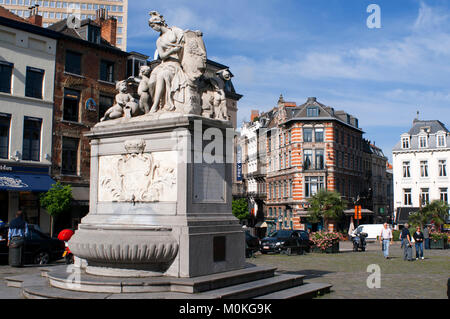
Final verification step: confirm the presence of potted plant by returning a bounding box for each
[430,232,448,249]
[310,231,344,253]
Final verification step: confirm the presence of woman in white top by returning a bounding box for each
[380,223,393,259]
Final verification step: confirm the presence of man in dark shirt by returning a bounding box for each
[401,223,413,261]
[423,226,431,250]
[413,226,424,260]
[8,210,28,267]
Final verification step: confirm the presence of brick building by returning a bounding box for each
[240,96,388,234]
[48,12,128,231]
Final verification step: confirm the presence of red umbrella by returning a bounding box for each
[58,229,74,241]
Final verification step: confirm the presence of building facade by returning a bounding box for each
[240,112,267,234]
[265,97,365,232]
[0,11,59,233]
[240,96,392,234]
[48,14,128,231]
[1,0,128,50]
[393,119,449,226]
[361,140,393,223]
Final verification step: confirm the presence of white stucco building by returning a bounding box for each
[241,120,261,194]
[392,119,449,226]
[0,13,58,233]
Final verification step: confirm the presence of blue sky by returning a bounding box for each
[126,0,450,162]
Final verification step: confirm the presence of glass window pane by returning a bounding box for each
[0,62,13,94]
[62,137,79,175]
[22,118,41,161]
[303,128,313,142]
[65,51,82,74]
[25,67,44,99]
[0,114,11,159]
[63,89,80,122]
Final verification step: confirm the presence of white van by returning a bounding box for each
[352,224,387,241]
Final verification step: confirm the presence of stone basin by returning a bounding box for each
[68,224,179,277]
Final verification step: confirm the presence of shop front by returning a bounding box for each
[0,163,55,234]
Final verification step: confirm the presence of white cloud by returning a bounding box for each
[126,1,450,133]
[413,1,450,32]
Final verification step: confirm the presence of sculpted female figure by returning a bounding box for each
[148,11,187,113]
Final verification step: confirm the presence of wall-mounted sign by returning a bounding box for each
[236,163,242,182]
[0,165,13,172]
[236,145,242,182]
[86,98,97,111]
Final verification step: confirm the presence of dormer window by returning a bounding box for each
[306,107,319,117]
[419,135,428,148]
[437,134,446,147]
[402,137,410,149]
[88,25,101,44]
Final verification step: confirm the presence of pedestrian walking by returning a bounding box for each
[424,225,431,250]
[413,226,424,260]
[7,210,29,267]
[379,223,393,259]
[401,223,413,261]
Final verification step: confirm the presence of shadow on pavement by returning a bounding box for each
[277,269,333,279]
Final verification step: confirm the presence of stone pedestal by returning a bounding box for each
[69,114,245,278]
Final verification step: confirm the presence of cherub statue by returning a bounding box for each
[137,65,152,114]
[100,81,138,121]
[211,69,232,121]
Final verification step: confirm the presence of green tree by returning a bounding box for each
[307,190,347,230]
[232,198,249,221]
[409,200,449,229]
[40,182,73,237]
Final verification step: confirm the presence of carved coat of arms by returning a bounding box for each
[99,139,176,203]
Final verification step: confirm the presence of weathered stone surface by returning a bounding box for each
[68,115,245,278]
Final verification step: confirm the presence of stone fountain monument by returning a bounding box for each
[69,10,245,279]
[5,11,331,298]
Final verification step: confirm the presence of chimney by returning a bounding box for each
[251,110,259,122]
[27,4,43,27]
[95,8,117,47]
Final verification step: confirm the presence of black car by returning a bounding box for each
[260,230,310,255]
[245,231,259,258]
[293,230,313,253]
[0,225,65,265]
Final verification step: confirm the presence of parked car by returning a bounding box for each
[352,224,385,241]
[0,225,65,265]
[245,231,259,258]
[293,230,313,253]
[260,230,311,255]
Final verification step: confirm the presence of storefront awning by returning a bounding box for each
[396,207,420,224]
[0,172,56,192]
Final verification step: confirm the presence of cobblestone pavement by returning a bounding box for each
[0,261,65,299]
[0,243,448,299]
[250,241,450,299]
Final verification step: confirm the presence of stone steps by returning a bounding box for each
[254,283,332,299]
[43,265,278,294]
[6,265,332,299]
[200,274,305,299]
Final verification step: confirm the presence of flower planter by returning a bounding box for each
[325,242,339,254]
[313,242,340,254]
[430,238,448,249]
